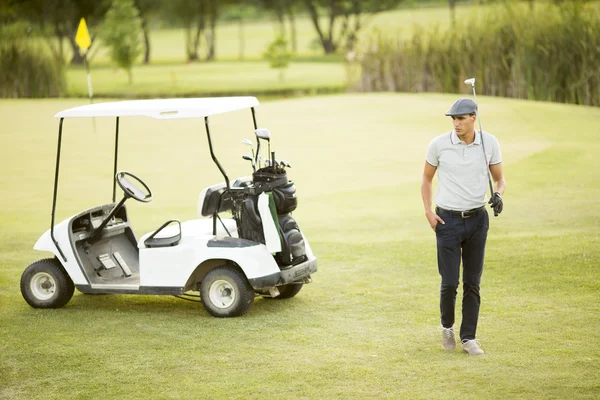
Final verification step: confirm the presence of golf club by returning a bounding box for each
[242,154,255,172]
[254,128,271,169]
[242,138,256,170]
[464,77,496,216]
[280,160,291,169]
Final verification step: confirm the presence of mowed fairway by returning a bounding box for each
[0,94,599,399]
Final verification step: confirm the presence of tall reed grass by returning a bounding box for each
[355,1,600,106]
[0,26,66,98]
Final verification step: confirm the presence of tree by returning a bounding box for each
[260,0,300,53]
[263,35,292,82]
[0,22,66,98]
[170,0,220,62]
[10,0,110,65]
[101,0,143,83]
[302,0,403,54]
[134,0,162,64]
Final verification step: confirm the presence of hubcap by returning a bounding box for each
[208,279,236,309]
[30,272,56,301]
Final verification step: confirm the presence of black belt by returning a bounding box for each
[436,206,485,218]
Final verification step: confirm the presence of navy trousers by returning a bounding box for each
[435,207,489,341]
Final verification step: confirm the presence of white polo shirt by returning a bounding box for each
[426,130,502,211]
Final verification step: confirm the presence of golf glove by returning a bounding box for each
[488,192,503,216]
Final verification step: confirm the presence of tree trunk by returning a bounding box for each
[185,22,197,61]
[288,6,297,53]
[68,35,85,65]
[206,0,217,61]
[189,15,205,61]
[525,0,534,10]
[275,3,285,37]
[322,38,337,54]
[303,0,338,54]
[238,5,245,60]
[449,0,456,27]
[141,18,150,64]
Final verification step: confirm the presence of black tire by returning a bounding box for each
[20,258,74,308]
[200,265,254,318]
[272,283,303,299]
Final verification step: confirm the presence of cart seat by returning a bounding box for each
[197,177,252,217]
[143,220,181,248]
[198,183,228,217]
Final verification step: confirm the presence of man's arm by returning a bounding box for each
[421,161,444,231]
[489,163,506,195]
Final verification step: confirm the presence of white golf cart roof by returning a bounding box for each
[55,97,260,120]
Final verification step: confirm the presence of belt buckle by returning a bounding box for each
[461,210,471,218]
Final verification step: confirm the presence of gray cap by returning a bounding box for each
[445,98,478,116]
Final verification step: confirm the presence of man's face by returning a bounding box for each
[451,114,476,137]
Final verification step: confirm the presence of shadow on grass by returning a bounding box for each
[60,290,313,319]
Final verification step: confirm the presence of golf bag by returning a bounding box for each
[238,166,306,266]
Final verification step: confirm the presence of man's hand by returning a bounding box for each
[425,210,445,231]
[488,192,503,216]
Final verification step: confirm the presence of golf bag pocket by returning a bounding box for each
[272,181,297,214]
[239,197,265,244]
[276,214,306,266]
[253,167,287,184]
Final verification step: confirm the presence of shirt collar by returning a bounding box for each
[450,130,481,145]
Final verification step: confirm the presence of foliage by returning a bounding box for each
[303,0,404,54]
[0,24,66,98]
[6,0,110,65]
[356,1,600,106]
[263,35,293,82]
[169,0,220,62]
[101,0,143,83]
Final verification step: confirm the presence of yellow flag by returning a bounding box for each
[75,18,92,51]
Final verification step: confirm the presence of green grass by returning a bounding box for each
[67,61,346,98]
[1,93,599,399]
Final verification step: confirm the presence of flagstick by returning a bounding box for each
[83,51,96,135]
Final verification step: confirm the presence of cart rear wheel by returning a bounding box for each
[21,258,74,308]
[200,266,254,317]
[272,283,303,299]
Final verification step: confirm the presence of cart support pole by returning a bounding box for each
[51,119,67,262]
[251,107,258,129]
[112,117,120,202]
[251,107,260,166]
[204,116,230,189]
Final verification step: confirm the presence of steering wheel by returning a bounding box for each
[116,171,153,203]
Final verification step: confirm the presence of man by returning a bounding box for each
[420,98,506,355]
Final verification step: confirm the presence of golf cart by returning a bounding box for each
[20,97,317,317]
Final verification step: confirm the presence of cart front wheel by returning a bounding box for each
[21,258,74,308]
[200,266,254,318]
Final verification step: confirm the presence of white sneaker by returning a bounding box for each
[441,327,456,350]
[462,339,484,355]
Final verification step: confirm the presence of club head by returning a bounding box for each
[281,160,291,168]
[242,138,253,146]
[242,155,252,161]
[254,128,271,141]
[464,78,476,86]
